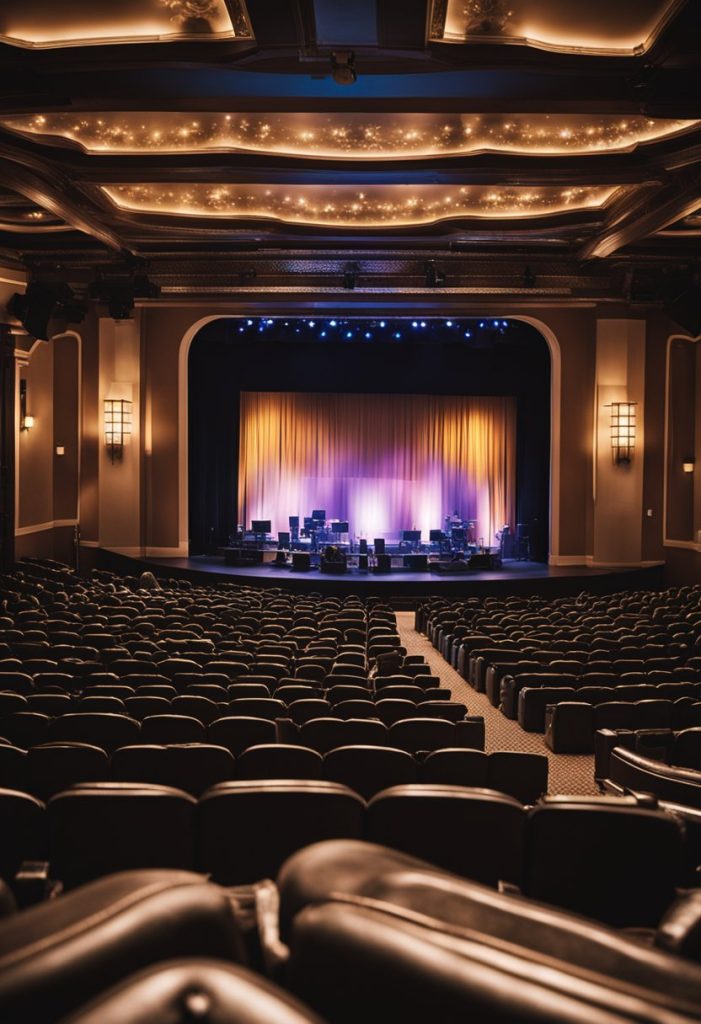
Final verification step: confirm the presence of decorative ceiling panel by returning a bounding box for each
[0,0,251,48]
[4,112,697,159]
[430,0,683,55]
[101,182,622,227]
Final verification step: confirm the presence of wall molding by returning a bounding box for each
[548,554,588,566]
[664,539,701,553]
[15,518,77,536]
[145,546,189,558]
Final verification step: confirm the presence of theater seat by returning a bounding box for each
[299,718,388,754]
[524,796,685,927]
[27,743,110,801]
[366,784,525,885]
[419,748,489,787]
[165,744,235,796]
[0,744,27,791]
[47,782,196,888]
[389,718,484,753]
[0,788,45,885]
[111,745,171,786]
[47,714,141,753]
[0,871,246,1024]
[323,745,417,799]
[208,716,276,756]
[196,780,365,884]
[544,702,595,753]
[672,728,701,771]
[278,841,701,1024]
[236,744,323,781]
[64,960,323,1024]
[0,713,50,749]
[488,752,548,805]
[140,715,206,745]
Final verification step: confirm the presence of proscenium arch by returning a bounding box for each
[177,313,562,561]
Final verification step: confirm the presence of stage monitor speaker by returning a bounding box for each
[289,516,299,529]
[374,538,385,554]
[375,553,391,573]
[358,553,369,570]
[405,554,428,571]
[292,552,311,572]
[278,531,290,549]
[359,539,368,554]
[469,553,500,569]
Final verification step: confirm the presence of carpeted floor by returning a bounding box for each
[396,612,599,796]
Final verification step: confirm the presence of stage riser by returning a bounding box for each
[96,550,664,609]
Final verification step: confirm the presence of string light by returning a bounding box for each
[226,316,512,342]
[101,182,621,227]
[4,111,695,158]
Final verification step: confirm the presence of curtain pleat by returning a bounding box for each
[239,392,516,545]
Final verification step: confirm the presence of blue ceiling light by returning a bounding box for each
[330,319,337,327]
[446,320,453,327]
[309,321,315,327]
[379,320,385,327]
[320,331,327,337]
[412,321,418,327]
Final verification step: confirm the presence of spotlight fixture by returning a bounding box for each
[425,261,446,288]
[343,263,358,290]
[89,272,160,321]
[331,51,357,86]
[607,401,637,465]
[8,281,85,341]
[523,265,536,288]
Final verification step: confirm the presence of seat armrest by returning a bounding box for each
[656,890,701,962]
[14,860,61,908]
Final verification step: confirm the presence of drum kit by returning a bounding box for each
[444,513,478,546]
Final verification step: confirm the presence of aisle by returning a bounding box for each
[395,611,598,796]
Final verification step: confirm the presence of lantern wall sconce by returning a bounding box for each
[104,397,132,461]
[19,379,34,431]
[683,459,695,474]
[607,401,637,465]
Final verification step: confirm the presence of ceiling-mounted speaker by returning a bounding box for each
[7,281,84,341]
[664,276,701,337]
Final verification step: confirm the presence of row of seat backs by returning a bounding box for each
[0,711,486,756]
[518,691,701,733]
[0,784,687,925]
[548,702,701,752]
[277,840,701,1024]
[0,685,451,719]
[606,745,701,810]
[595,726,701,776]
[0,740,547,803]
[499,672,700,715]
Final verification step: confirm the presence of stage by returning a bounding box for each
[96,550,665,606]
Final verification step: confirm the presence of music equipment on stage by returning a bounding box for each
[402,530,421,543]
[429,529,445,543]
[251,520,271,534]
[359,539,368,555]
[278,531,290,549]
[374,553,391,573]
[405,553,428,571]
[292,552,312,571]
[451,528,466,544]
[330,521,349,533]
[469,552,501,569]
[312,509,326,521]
[374,538,385,554]
[358,553,369,570]
[289,516,299,529]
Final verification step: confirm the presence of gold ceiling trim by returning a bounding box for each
[0,0,251,48]
[429,0,684,56]
[3,113,698,160]
[101,182,622,227]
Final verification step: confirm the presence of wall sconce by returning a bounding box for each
[683,459,695,474]
[19,379,34,431]
[607,401,637,465]
[104,398,132,462]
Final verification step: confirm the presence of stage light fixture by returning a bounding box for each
[425,261,446,287]
[89,272,160,321]
[343,263,358,289]
[607,401,637,465]
[331,51,357,86]
[8,281,85,341]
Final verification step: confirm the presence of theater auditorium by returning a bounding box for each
[1,2,701,1021]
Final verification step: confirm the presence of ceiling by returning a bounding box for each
[0,0,699,304]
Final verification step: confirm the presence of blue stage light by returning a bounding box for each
[267,319,274,325]
[346,331,353,338]
[394,332,401,339]
[247,319,253,325]
[412,321,418,327]
[330,320,337,327]
[309,321,315,327]
[320,331,326,337]
[479,321,485,328]
[365,332,372,339]
[446,320,452,327]
[380,321,385,327]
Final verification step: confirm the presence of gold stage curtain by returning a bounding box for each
[239,391,516,546]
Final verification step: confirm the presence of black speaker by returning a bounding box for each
[374,538,385,554]
[292,552,311,571]
[359,538,368,554]
[405,554,428,571]
[375,554,391,573]
[358,553,369,570]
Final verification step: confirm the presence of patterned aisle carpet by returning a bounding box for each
[396,612,599,796]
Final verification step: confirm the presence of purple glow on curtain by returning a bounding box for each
[238,392,516,545]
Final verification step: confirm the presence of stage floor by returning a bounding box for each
[99,551,665,604]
